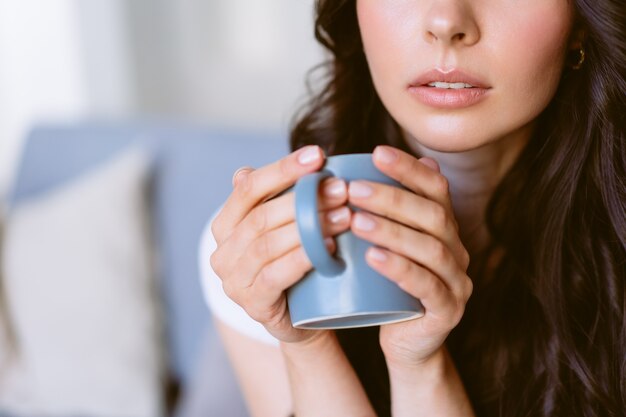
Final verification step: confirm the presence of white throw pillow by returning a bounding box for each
[0,146,164,417]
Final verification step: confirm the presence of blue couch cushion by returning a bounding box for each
[8,122,152,205]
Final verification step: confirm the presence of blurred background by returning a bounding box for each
[0,1,324,416]
[0,0,323,203]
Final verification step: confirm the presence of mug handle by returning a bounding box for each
[294,170,346,277]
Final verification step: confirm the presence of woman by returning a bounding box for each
[202,0,625,415]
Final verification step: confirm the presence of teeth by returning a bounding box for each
[427,82,474,89]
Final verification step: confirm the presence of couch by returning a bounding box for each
[0,120,288,416]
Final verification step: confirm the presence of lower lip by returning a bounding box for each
[408,86,490,109]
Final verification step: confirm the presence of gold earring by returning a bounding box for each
[572,47,585,70]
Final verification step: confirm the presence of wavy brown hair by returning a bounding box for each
[290,1,626,416]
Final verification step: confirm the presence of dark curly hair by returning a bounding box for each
[290,1,626,416]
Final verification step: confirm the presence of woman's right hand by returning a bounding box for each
[210,145,351,345]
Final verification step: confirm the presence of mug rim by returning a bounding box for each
[293,309,425,330]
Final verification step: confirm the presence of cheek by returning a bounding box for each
[357,0,419,86]
[493,5,573,113]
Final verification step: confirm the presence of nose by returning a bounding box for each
[423,1,480,47]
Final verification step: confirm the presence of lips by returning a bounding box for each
[409,68,490,89]
[408,68,491,109]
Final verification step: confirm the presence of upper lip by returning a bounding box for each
[410,68,490,89]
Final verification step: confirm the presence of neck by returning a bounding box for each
[405,127,532,256]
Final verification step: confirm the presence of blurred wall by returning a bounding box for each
[0,0,323,210]
[122,0,323,129]
[0,1,89,210]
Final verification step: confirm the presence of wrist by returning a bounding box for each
[385,347,448,384]
[386,348,475,417]
[280,330,377,417]
[280,330,337,359]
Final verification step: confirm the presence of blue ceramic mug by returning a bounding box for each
[287,153,424,329]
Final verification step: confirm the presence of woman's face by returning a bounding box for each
[357,0,576,153]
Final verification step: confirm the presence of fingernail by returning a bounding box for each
[418,157,440,172]
[368,247,388,263]
[298,145,322,165]
[232,167,251,186]
[323,179,346,198]
[353,212,376,231]
[327,206,350,224]
[324,237,334,249]
[374,146,398,164]
[349,181,372,198]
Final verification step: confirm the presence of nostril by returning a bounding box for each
[426,30,439,42]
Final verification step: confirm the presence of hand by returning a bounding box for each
[210,145,351,345]
[347,146,472,367]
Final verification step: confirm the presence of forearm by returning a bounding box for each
[387,348,475,417]
[280,331,376,417]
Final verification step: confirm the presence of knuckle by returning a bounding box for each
[295,247,313,271]
[245,306,267,323]
[285,246,313,277]
[390,258,416,292]
[209,251,223,276]
[452,299,467,327]
[388,220,403,241]
[450,309,464,328]
[463,277,474,300]
[210,210,229,243]
[256,264,280,291]
[249,234,272,261]
[249,234,271,261]
[424,271,442,296]
[248,306,277,324]
[248,205,268,234]
[429,239,449,265]
[390,186,404,209]
[245,298,281,324]
[210,220,222,243]
[461,247,471,271]
[407,157,422,178]
[221,280,237,302]
[433,175,450,196]
[398,257,414,279]
[430,204,449,233]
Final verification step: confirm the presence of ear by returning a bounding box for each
[568,25,586,51]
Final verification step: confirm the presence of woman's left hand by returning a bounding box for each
[348,146,473,367]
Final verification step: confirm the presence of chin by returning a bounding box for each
[404,128,488,154]
[397,111,493,151]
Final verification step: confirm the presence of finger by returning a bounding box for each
[371,146,454,215]
[216,187,349,282]
[242,238,337,323]
[232,166,255,187]
[213,145,325,243]
[221,207,350,290]
[234,177,347,244]
[417,157,440,173]
[351,212,466,295]
[218,178,348,266]
[243,246,316,323]
[364,247,467,326]
[347,180,468,268]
